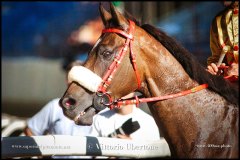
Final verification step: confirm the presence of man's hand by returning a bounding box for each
[226,62,238,76]
[206,63,226,75]
[207,62,239,77]
[23,127,34,136]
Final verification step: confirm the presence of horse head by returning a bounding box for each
[59,3,146,125]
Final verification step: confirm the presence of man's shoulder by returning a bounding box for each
[92,109,116,125]
[49,98,61,105]
[134,109,156,121]
[96,109,115,118]
[37,98,63,118]
[43,98,61,110]
[135,108,152,116]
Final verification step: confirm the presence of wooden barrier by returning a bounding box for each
[2,135,171,158]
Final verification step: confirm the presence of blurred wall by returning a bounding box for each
[2,58,66,117]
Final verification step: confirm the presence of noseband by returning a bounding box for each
[93,20,208,111]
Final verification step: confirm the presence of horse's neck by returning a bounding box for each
[137,30,197,96]
[136,29,196,150]
[135,29,238,158]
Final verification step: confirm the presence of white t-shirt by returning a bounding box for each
[90,105,160,140]
[27,98,92,159]
[27,98,91,136]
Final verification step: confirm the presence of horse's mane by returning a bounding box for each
[143,25,239,105]
[123,12,239,106]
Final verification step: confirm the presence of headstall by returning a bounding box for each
[93,20,208,111]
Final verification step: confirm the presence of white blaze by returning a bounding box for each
[68,66,103,92]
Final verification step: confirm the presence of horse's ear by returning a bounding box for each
[110,3,129,30]
[99,2,111,27]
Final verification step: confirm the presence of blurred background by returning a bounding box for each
[2,1,224,134]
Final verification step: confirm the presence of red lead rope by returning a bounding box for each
[218,66,239,82]
[116,84,209,108]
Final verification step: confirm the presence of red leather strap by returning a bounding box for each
[102,28,133,40]
[97,20,209,110]
[116,84,208,107]
[98,20,141,92]
[224,75,238,82]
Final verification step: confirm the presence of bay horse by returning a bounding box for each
[59,3,239,158]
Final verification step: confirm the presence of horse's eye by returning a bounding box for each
[101,50,112,59]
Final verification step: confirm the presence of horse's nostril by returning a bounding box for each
[63,97,76,109]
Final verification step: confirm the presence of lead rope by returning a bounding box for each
[115,84,208,108]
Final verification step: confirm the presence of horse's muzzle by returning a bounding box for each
[60,96,77,110]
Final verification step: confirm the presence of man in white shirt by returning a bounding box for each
[24,98,91,136]
[24,98,93,159]
[89,93,171,158]
[90,103,161,141]
[24,60,93,158]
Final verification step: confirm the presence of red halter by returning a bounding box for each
[97,20,141,93]
[97,20,208,109]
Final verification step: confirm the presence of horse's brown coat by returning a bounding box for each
[59,3,239,158]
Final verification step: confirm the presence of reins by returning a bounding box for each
[97,20,209,110]
[116,84,208,108]
[217,65,239,82]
